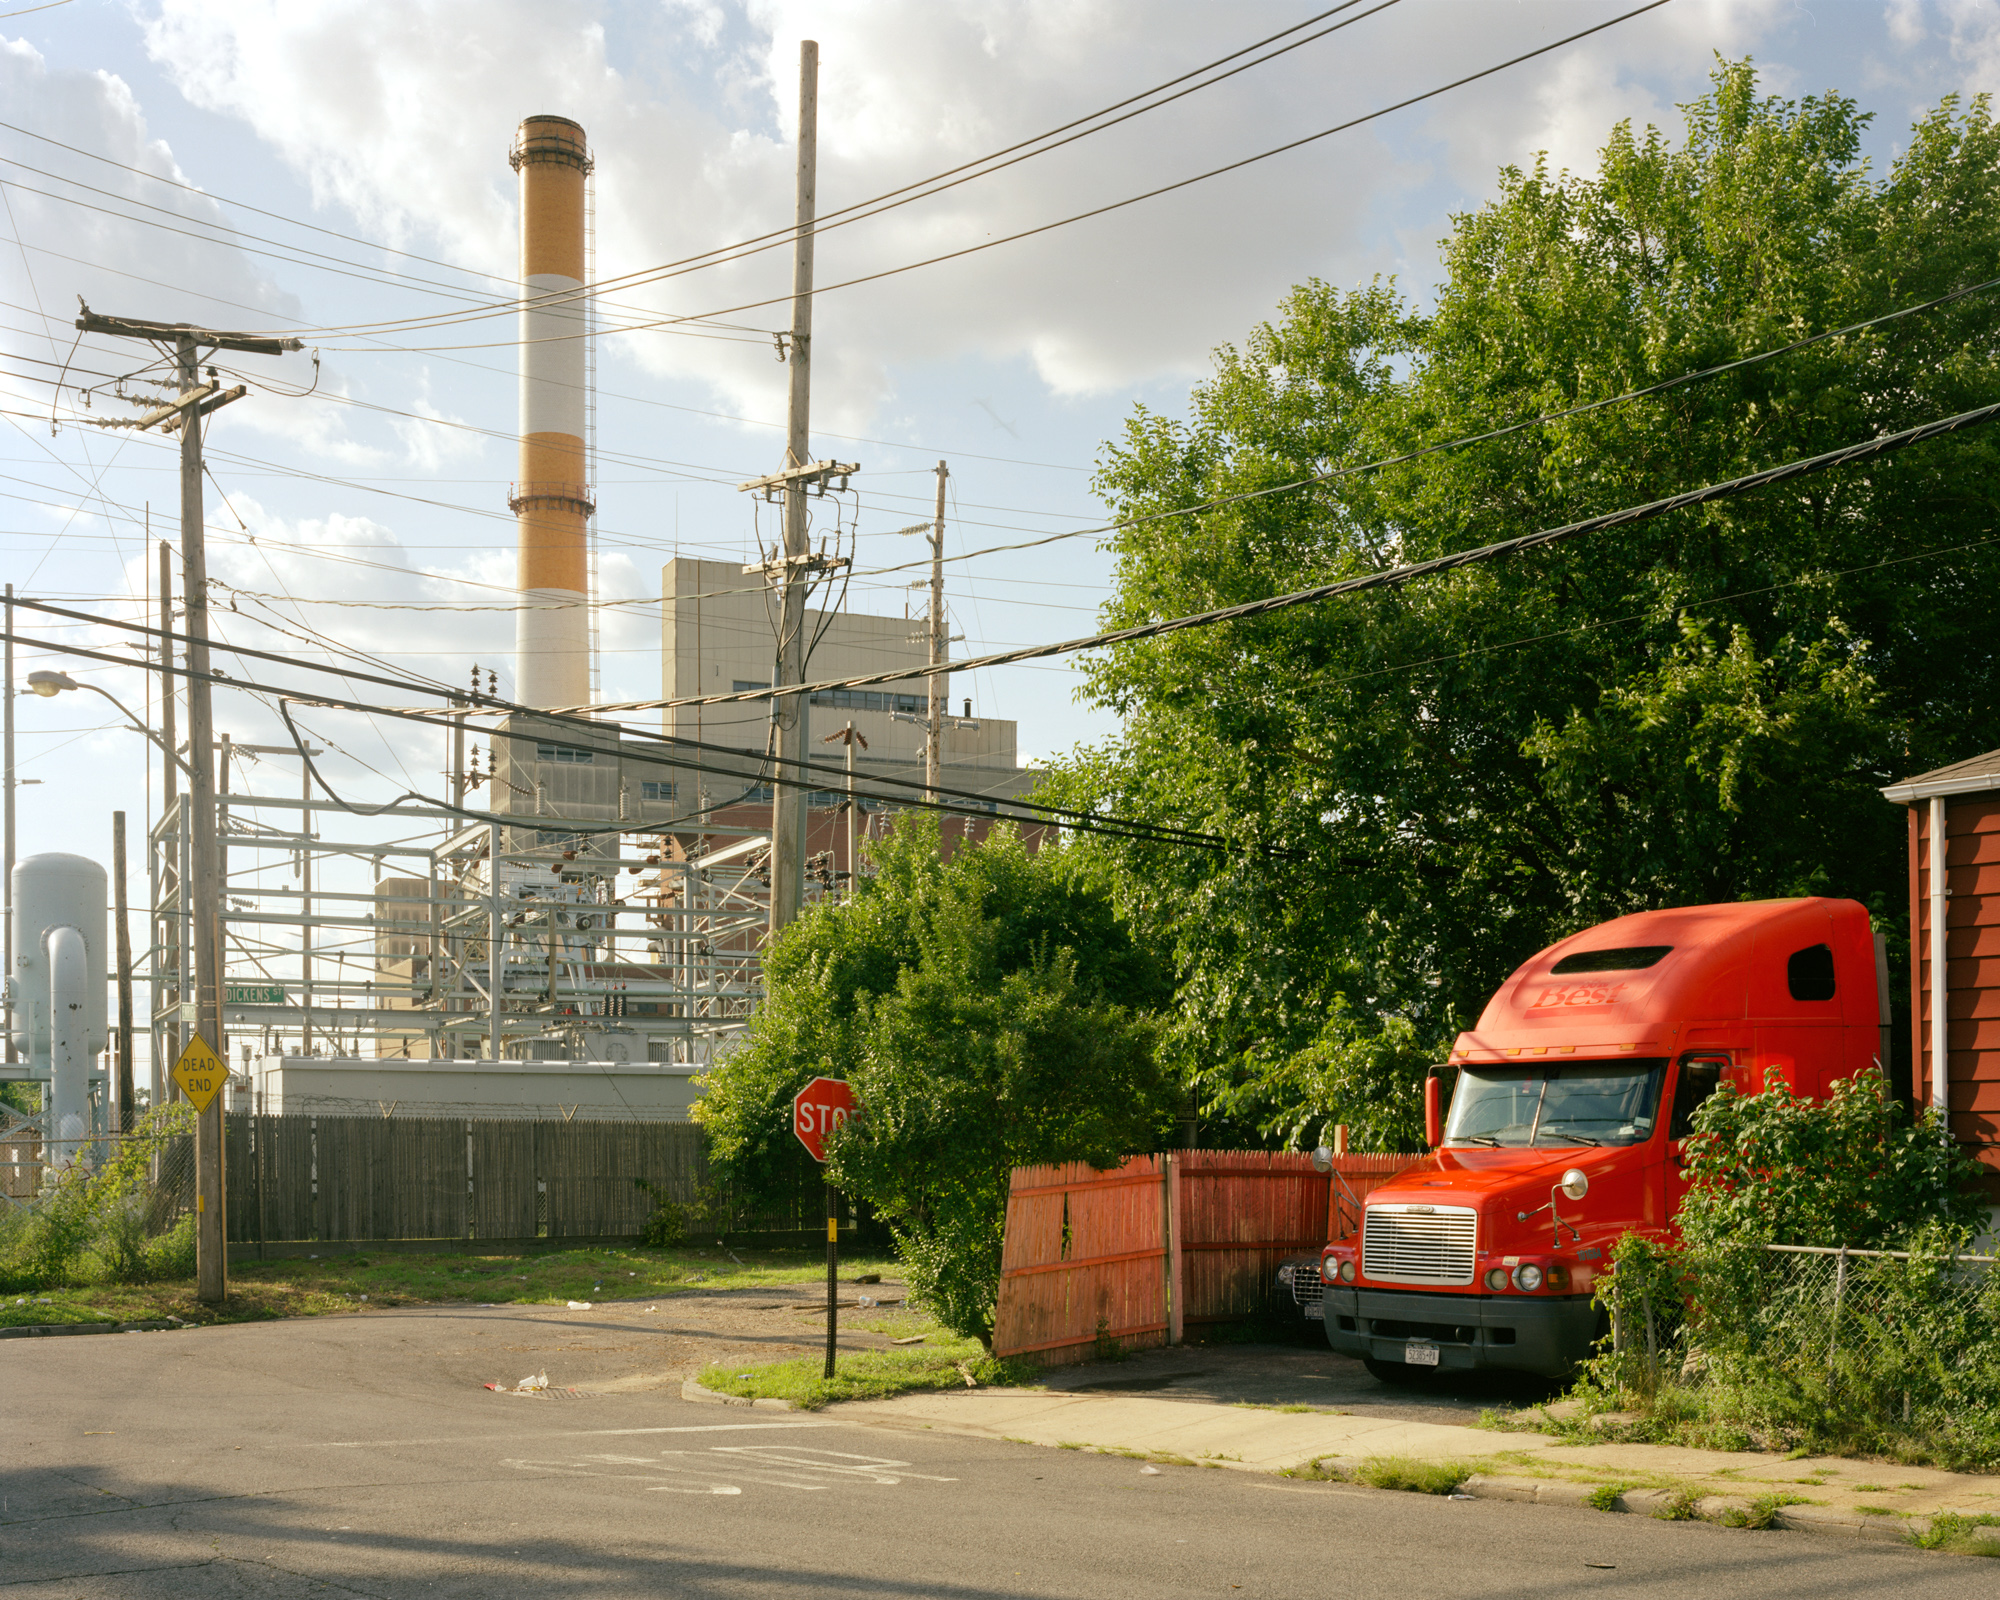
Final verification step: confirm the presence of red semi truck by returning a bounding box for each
[1318,897,1889,1381]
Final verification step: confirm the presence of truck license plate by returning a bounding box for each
[1403,1341,1440,1367]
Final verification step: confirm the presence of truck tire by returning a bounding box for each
[1362,1357,1437,1387]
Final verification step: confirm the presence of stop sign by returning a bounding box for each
[792,1076,856,1164]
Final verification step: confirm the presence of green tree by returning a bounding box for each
[1042,63,2000,1142]
[695,817,1176,1342]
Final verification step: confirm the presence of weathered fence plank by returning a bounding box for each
[992,1156,1166,1365]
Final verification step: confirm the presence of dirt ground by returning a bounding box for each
[383,1277,917,1395]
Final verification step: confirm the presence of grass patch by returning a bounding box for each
[1911,1513,2000,1557]
[697,1322,1037,1411]
[1586,1482,1637,1512]
[0,1245,898,1329]
[1233,1401,1338,1415]
[1654,1486,1705,1521]
[1857,1505,1897,1516]
[1720,1492,1807,1530]
[1281,1458,1349,1482]
[1350,1456,1472,1495]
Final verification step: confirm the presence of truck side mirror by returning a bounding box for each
[1310,1145,1333,1174]
[1424,1074,1442,1147]
[1559,1168,1589,1202]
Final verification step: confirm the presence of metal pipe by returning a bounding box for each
[47,923,89,1167]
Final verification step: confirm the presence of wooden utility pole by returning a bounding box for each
[926,461,949,804]
[821,721,867,896]
[156,540,181,1089]
[767,38,819,940]
[75,306,298,1302]
[112,811,134,1132]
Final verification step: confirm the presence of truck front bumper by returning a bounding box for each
[1321,1285,1598,1379]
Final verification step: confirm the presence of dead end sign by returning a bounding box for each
[792,1076,856,1164]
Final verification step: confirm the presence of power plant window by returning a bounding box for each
[1550,944,1673,974]
[1786,943,1837,1002]
[535,743,595,765]
[640,781,675,800]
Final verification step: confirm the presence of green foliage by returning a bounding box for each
[697,816,1177,1344]
[1347,1455,1471,1494]
[1577,1080,1999,1468]
[696,1333,1038,1411]
[632,1178,691,1248]
[1042,62,2000,1126]
[0,1103,198,1292]
[1677,1068,1986,1250]
[1911,1513,2000,1556]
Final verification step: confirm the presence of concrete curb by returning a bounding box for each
[0,1318,185,1339]
[680,1378,797,1411]
[1459,1474,1925,1544]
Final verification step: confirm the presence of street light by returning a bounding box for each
[24,669,193,778]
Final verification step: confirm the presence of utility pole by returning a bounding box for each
[157,541,180,1087]
[75,305,298,1303]
[771,38,818,941]
[735,42,851,941]
[822,722,868,897]
[112,811,134,1132]
[926,462,949,804]
[4,581,15,1070]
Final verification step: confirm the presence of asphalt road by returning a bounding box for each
[3,1305,1991,1599]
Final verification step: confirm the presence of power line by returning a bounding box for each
[149,3,1395,346]
[0,607,1245,854]
[594,393,2000,716]
[322,2,1670,353]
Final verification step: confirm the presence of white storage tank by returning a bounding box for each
[9,852,108,1156]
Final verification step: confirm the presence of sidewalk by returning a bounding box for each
[817,1384,2000,1541]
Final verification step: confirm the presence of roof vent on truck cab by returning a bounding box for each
[1549,944,1672,975]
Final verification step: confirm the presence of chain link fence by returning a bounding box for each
[1594,1239,2000,1469]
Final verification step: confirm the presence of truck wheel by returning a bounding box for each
[1362,1357,1437,1387]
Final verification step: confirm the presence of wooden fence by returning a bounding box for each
[992,1149,1419,1363]
[150,1114,829,1246]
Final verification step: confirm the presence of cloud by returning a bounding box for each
[0,35,301,342]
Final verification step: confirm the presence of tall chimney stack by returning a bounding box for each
[509,115,592,710]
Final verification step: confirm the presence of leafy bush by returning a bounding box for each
[698,817,1177,1345]
[1676,1068,1985,1250]
[1577,1069,2000,1467]
[0,1103,198,1291]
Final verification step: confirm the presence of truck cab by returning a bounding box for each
[1319,897,1885,1380]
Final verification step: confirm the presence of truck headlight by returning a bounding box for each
[1484,1267,1509,1291]
[1321,1256,1340,1284]
[1512,1263,1544,1292]
[1339,1259,1356,1283]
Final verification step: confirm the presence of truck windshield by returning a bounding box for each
[1446,1060,1666,1148]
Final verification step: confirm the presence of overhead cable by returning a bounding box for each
[584,391,2000,716]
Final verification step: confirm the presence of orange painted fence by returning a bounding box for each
[992,1149,1420,1363]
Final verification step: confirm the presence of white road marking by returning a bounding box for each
[498,1443,959,1496]
[319,1421,834,1447]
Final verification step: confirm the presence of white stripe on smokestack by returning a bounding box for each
[509,114,593,711]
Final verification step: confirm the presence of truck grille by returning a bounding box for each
[1362,1204,1477,1286]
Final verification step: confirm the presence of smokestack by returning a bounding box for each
[509,115,593,710]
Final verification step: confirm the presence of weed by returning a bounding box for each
[1852,1483,1888,1492]
[1057,1441,1086,1451]
[1653,1486,1705,1521]
[1856,1505,1897,1516]
[1585,1483,1635,1512]
[1910,1513,2000,1557]
[1349,1456,1471,1495]
[1721,1493,1806,1530]
[1281,1458,1350,1483]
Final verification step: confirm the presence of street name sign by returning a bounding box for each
[224,984,287,1005]
[792,1076,855,1164]
[171,1036,229,1113]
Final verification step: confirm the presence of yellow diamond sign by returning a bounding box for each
[172,1036,229,1113]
